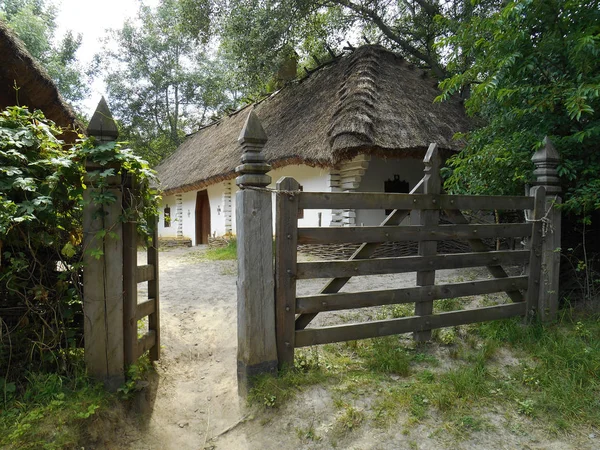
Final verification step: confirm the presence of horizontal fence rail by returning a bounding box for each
[295,276,529,314]
[298,192,534,211]
[295,303,527,347]
[296,250,530,279]
[297,223,532,245]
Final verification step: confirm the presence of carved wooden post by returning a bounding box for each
[414,143,441,342]
[531,137,562,322]
[83,97,124,390]
[235,110,277,395]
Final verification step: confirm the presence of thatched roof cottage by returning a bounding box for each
[156,45,470,245]
[0,20,81,140]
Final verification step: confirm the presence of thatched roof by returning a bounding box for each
[157,45,471,196]
[0,20,82,140]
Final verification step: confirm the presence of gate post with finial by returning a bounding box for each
[235,110,277,395]
[82,97,124,390]
[531,137,562,322]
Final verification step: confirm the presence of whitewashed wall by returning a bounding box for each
[179,191,196,242]
[355,156,424,226]
[158,164,333,244]
[158,158,426,243]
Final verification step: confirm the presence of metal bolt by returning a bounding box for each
[288,196,294,201]
[286,234,291,239]
[432,199,437,204]
[322,302,327,307]
[286,269,292,274]
[285,342,290,347]
[285,306,290,312]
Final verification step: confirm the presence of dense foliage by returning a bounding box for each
[438,0,600,219]
[0,106,159,385]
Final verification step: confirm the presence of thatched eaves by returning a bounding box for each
[0,20,82,140]
[157,45,470,196]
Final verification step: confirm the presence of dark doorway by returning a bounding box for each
[195,190,211,245]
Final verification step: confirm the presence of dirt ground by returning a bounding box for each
[102,246,598,450]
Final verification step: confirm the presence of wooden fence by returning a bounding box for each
[123,176,161,367]
[274,144,545,366]
[234,111,561,393]
[82,101,160,390]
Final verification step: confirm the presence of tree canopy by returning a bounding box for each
[101,0,235,165]
[438,0,600,219]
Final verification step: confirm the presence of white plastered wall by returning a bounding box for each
[231,164,333,234]
[158,164,334,244]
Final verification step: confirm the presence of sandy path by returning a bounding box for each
[113,246,595,450]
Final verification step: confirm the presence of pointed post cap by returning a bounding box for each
[238,110,267,144]
[532,137,561,194]
[87,97,119,140]
[532,136,560,164]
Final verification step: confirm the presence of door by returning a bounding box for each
[195,190,211,245]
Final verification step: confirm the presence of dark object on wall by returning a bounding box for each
[384,175,409,214]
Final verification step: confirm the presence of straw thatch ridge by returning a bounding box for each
[157,45,471,196]
[0,20,82,138]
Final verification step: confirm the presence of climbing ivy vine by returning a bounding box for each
[0,105,159,382]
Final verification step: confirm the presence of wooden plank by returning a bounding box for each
[299,192,534,211]
[275,177,300,368]
[415,143,440,341]
[83,172,125,391]
[294,178,425,331]
[136,298,156,321]
[297,223,532,245]
[297,250,530,279]
[236,188,277,376]
[296,276,529,313]
[147,223,160,361]
[123,175,137,367]
[526,187,546,321]
[539,196,561,321]
[444,208,525,303]
[136,264,155,283]
[82,180,110,385]
[136,330,156,360]
[295,303,527,347]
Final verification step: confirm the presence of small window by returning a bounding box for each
[384,175,409,215]
[164,205,171,227]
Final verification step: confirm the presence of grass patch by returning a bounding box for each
[1,353,154,449]
[248,348,329,408]
[203,238,237,260]
[249,308,600,441]
[1,369,109,449]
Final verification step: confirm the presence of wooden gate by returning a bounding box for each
[274,144,546,367]
[123,176,161,366]
[233,111,560,393]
